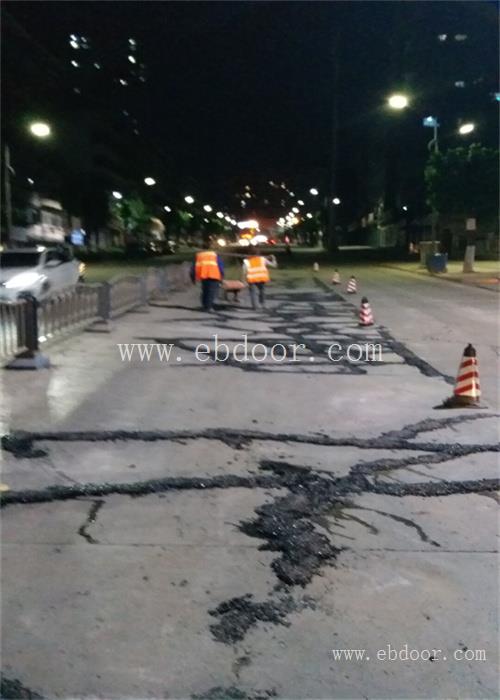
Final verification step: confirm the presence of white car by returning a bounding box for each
[0,247,81,303]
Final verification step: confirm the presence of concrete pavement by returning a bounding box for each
[1,274,498,699]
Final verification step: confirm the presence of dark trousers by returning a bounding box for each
[249,282,266,309]
[201,279,220,311]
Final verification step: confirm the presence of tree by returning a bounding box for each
[425,144,498,270]
[425,144,498,220]
[110,195,153,249]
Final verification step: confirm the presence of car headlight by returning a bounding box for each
[5,272,43,289]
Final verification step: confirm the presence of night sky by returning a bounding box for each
[4,1,498,203]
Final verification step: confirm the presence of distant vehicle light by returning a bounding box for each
[237,219,259,230]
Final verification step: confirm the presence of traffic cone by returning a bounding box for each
[346,276,357,293]
[331,269,341,285]
[313,262,320,272]
[438,344,483,408]
[358,297,374,326]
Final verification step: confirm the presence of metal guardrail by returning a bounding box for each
[38,284,101,344]
[0,298,28,361]
[0,262,192,365]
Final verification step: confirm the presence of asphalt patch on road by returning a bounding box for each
[0,677,43,700]
[192,686,277,700]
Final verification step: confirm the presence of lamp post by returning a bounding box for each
[2,120,52,247]
[423,116,440,153]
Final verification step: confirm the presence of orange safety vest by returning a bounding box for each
[246,256,270,284]
[195,251,222,281]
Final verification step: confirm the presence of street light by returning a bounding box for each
[332,197,341,205]
[3,120,52,246]
[144,177,156,186]
[112,191,123,200]
[309,188,319,196]
[297,199,304,206]
[203,204,212,213]
[184,195,195,204]
[458,122,475,135]
[29,121,52,138]
[387,93,409,110]
[163,205,172,212]
[216,211,224,218]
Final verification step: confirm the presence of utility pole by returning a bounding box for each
[3,144,13,247]
[327,33,340,254]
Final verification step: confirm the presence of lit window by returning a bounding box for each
[454,81,466,88]
[71,60,79,68]
[437,34,447,41]
[455,34,467,41]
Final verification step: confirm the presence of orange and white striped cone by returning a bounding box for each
[358,297,374,326]
[438,344,483,408]
[346,276,357,294]
[331,270,341,285]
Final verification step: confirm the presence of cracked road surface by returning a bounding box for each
[1,278,499,699]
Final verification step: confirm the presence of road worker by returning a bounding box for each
[242,247,277,309]
[191,240,224,312]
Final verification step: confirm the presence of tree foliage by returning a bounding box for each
[109,196,153,243]
[425,144,498,220]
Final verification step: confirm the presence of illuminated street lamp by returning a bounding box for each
[309,188,319,196]
[112,191,123,200]
[144,177,156,186]
[387,93,409,110]
[458,122,475,135]
[292,207,299,214]
[3,120,52,245]
[184,195,195,204]
[163,205,172,212]
[29,121,52,138]
[297,199,304,206]
[216,211,224,219]
[332,197,341,205]
[203,204,212,213]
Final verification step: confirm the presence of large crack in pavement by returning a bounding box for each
[2,413,497,459]
[2,416,498,652]
[136,286,455,379]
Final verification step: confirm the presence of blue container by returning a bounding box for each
[426,253,448,273]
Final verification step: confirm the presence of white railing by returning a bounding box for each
[0,263,191,365]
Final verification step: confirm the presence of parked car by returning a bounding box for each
[0,246,81,303]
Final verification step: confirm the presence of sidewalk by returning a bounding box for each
[381,260,500,291]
